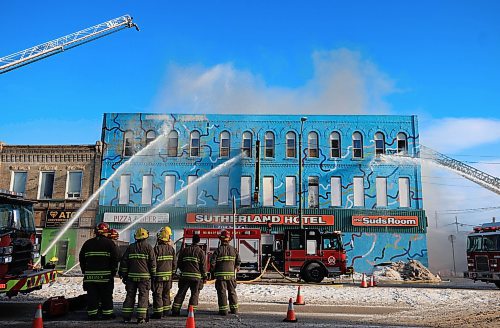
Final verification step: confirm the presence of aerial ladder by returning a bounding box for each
[419,145,500,195]
[0,15,139,74]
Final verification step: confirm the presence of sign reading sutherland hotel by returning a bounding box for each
[187,213,334,225]
[352,215,418,227]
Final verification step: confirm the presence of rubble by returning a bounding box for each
[374,260,441,282]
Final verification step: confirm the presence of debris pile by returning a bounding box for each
[374,260,441,282]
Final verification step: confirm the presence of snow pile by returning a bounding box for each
[374,260,441,282]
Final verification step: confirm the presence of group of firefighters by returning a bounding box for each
[79,222,241,324]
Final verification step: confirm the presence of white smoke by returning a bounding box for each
[153,48,396,115]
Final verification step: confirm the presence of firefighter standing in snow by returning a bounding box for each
[120,228,156,324]
[151,227,176,318]
[210,230,241,315]
[79,222,119,320]
[171,233,206,316]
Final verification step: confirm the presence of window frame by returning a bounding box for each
[264,131,275,158]
[167,130,179,157]
[242,131,253,158]
[285,131,296,158]
[123,130,134,157]
[308,131,319,158]
[65,170,83,199]
[374,132,385,156]
[330,131,341,158]
[10,171,28,194]
[352,132,363,159]
[145,130,156,146]
[397,132,408,155]
[190,130,201,157]
[220,131,230,158]
[38,171,55,200]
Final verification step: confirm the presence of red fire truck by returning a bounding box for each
[183,228,353,283]
[0,190,57,297]
[464,221,500,289]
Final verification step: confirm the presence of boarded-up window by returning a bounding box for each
[187,176,198,205]
[376,177,387,207]
[286,176,296,206]
[164,175,176,205]
[240,176,251,206]
[263,177,274,206]
[330,176,342,207]
[399,177,410,207]
[308,176,319,208]
[218,176,229,205]
[353,177,364,207]
[119,175,131,205]
[142,175,153,205]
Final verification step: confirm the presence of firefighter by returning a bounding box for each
[171,233,206,316]
[210,230,241,315]
[151,227,176,319]
[78,222,119,321]
[119,228,156,324]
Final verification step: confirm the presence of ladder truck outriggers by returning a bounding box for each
[183,227,353,283]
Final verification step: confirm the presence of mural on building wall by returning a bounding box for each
[99,113,427,272]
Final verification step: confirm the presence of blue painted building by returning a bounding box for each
[98,113,428,273]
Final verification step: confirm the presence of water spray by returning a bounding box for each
[119,153,243,235]
[37,121,173,265]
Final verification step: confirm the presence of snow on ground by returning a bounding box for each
[2,277,499,327]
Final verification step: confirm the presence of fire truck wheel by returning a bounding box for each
[302,263,325,283]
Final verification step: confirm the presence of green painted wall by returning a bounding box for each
[41,228,78,270]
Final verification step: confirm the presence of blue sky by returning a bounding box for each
[1,1,499,232]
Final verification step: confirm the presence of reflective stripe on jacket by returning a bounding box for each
[210,243,241,280]
[176,243,206,281]
[154,242,176,281]
[79,236,119,283]
[120,239,156,281]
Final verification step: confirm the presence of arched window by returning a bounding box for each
[145,130,156,146]
[374,132,385,156]
[123,131,134,157]
[264,131,275,158]
[330,132,341,158]
[242,131,252,158]
[397,132,408,154]
[167,130,178,157]
[190,131,201,157]
[308,131,319,158]
[352,132,363,158]
[286,131,296,158]
[220,131,230,158]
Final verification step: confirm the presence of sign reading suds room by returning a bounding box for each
[352,215,418,227]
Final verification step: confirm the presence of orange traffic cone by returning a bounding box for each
[368,275,375,287]
[32,304,43,328]
[283,298,297,322]
[293,286,305,305]
[185,305,196,328]
[360,273,368,288]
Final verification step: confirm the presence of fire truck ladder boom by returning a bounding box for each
[420,145,500,195]
[0,15,139,74]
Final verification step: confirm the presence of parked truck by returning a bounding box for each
[183,227,353,283]
[0,189,57,297]
[464,220,500,289]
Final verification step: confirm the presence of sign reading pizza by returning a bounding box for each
[352,215,419,227]
[187,213,334,225]
[103,213,169,224]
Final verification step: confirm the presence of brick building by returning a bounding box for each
[0,142,102,269]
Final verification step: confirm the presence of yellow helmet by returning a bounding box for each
[134,227,149,240]
[157,229,171,242]
[163,226,172,236]
[49,256,58,263]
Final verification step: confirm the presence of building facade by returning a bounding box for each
[0,142,102,269]
[98,113,428,273]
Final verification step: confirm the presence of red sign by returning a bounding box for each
[0,283,6,289]
[187,213,334,226]
[352,216,418,227]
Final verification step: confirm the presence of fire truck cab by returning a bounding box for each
[183,228,352,283]
[464,222,500,289]
[0,189,57,296]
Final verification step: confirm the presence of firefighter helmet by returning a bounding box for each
[157,228,171,242]
[134,227,149,240]
[49,256,58,263]
[109,229,119,240]
[162,226,172,236]
[219,230,232,242]
[95,222,110,236]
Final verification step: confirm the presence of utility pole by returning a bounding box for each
[448,234,457,276]
[298,117,307,230]
[455,216,459,233]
